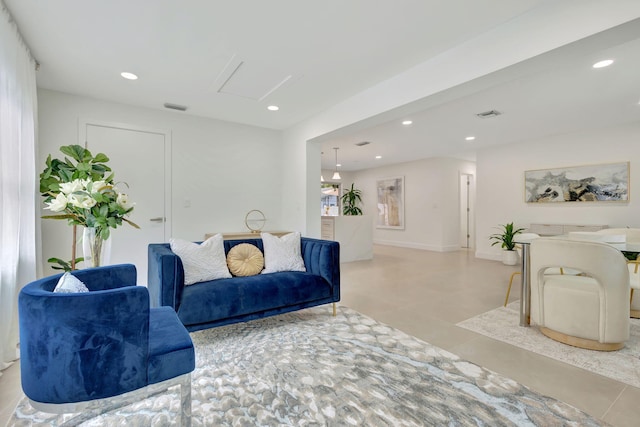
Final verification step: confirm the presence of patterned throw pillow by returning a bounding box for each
[170,233,232,285]
[226,243,264,276]
[261,232,306,274]
[53,272,89,293]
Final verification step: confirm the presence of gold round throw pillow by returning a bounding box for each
[226,243,264,277]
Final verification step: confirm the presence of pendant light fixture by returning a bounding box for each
[332,147,341,180]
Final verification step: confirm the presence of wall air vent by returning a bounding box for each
[355,141,371,146]
[164,103,188,112]
[476,110,502,118]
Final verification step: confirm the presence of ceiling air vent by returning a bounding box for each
[475,110,502,119]
[164,103,188,112]
[355,141,371,146]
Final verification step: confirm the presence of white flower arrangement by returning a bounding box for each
[44,176,137,236]
[40,145,140,270]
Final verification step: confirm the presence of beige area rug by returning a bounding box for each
[10,306,605,426]
[457,301,640,389]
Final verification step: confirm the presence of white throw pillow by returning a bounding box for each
[170,234,232,285]
[53,272,89,293]
[261,232,306,274]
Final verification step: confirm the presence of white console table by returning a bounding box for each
[528,223,607,236]
[204,231,291,240]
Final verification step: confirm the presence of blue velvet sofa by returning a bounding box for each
[148,237,340,332]
[18,264,195,424]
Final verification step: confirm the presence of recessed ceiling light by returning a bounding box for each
[465,136,476,141]
[592,59,614,69]
[402,120,413,126]
[267,105,279,111]
[120,72,138,80]
[375,155,382,159]
[336,163,342,167]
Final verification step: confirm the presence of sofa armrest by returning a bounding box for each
[148,243,185,310]
[301,237,340,299]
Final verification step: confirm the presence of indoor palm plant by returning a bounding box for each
[40,144,139,269]
[341,183,363,215]
[489,222,525,265]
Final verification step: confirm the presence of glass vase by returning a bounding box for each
[82,227,111,268]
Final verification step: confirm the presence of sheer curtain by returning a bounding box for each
[0,1,38,375]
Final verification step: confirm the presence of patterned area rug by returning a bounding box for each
[457,301,640,389]
[10,306,604,426]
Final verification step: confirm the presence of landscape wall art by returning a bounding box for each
[525,162,629,203]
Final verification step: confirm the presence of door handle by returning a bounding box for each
[149,217,165,223]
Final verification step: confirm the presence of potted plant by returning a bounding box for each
[341,183,363,215]
[489,222,525,265]
[39,145,139,269]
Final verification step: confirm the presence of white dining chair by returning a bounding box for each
[595,228,640,317]
[503,233,579,306]
[530,238,630,351]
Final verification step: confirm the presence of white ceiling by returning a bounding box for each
[322,20,640,171]
[5,1,640,171]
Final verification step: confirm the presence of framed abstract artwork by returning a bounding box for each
[376,176,404,229]
[525,162,629,203]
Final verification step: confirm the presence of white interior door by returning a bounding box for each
[84,122,171,285]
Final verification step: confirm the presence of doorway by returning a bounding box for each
[80,120,172,284]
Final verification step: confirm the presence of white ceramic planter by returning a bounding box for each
[502,249,519,266]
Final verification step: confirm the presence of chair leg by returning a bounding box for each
[505,272,520,307]
[180,373,192,427]
[332,302,337,317]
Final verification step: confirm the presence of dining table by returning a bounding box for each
[514,235,640,327]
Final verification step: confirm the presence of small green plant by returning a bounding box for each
[489,222,525,251]
[341,183,363,215]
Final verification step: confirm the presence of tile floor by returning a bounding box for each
[1,244,638,426]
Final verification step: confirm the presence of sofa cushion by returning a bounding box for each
[227,243,264,276]
[170,234,231,285]
[261,232,306,274]
[176,272,331,326]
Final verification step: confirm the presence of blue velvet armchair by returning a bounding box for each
[19,264,195,425]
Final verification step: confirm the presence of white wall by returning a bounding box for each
[350,157,475,251]
[476,121,640,260]
[37,89,283,273]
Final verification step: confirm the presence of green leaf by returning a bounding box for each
[100,228,110,240]
[59,145,86,162]
[59,168,73,182]
[92,192,104,203]
[76,162,91,172]
[47,257,83,272]
[41,214,77,220]
[123,218,140,229]
[93,153,110,163]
